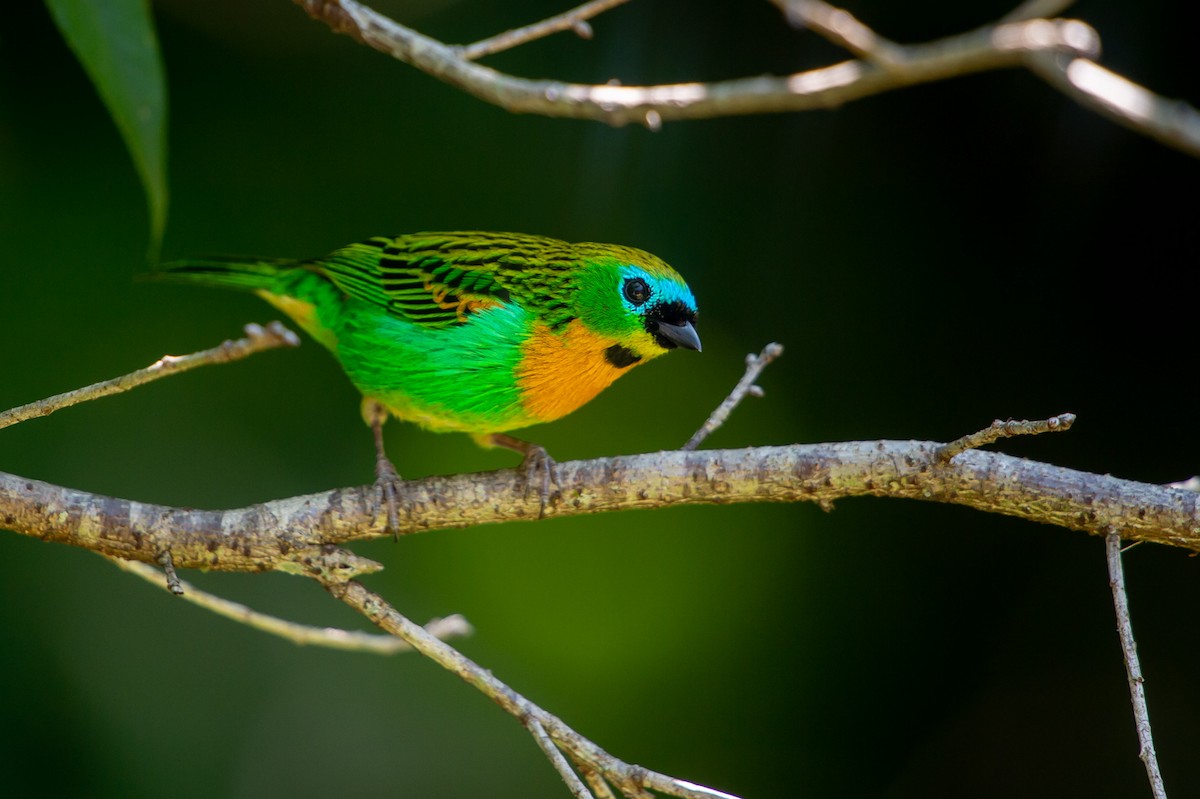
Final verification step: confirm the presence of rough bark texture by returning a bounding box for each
[4,441,1198,574]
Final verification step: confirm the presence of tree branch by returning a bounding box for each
[5,438,1200,575]
[1105,530,1170,799]
[0,322,299,431]
[320,571,743,799]
[289,0,1200,158]
[110,556,472,653]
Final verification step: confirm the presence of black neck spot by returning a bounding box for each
[604,344,642,369]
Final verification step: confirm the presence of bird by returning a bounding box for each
[149,231,701,530]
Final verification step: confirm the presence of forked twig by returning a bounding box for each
[683,343,783,451]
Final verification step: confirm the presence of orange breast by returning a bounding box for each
[516,319,636,423]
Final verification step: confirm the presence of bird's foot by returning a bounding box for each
[374,456,403,540]
[484,433,559,518]
[364,397,402,540]
[519,444,558,519]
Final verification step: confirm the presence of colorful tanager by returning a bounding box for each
[152,231,701,527]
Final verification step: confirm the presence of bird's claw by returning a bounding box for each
[375,457,402,540]
[519,445,558,519]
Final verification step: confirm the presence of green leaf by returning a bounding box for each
[45,0,168,254]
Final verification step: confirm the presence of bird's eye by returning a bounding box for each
[623,277,650,306]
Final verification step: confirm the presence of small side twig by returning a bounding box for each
[526,715,596,799]
[112,556,472,653]
[1105,530,1169,799]
[460,0,631,60]
[0,322,299,431]
[773,0,906,66]
[157,550,184,595]
[936,412,1075,462]
[683,342,783,451]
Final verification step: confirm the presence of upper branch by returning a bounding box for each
[293,1,1096,124]
[4,441,1199,573]
[291,1,1200,157]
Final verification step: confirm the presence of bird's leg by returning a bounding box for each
[363,398,401,539]
[481,433,558,518]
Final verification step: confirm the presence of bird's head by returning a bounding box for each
[571,244,700,366]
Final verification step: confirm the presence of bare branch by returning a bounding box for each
[1105,530,1169,799]
[771,0,906,66]
[110,556,472,653]
[0,322,299,431]
[525,715,597,799]
[937,412,1076,462]
[290,1,1200,158]
[323,575,743,799]
[7,436,1200,575]
[1029,55,1200,158]
[460,0,632,61]
[683,343,783,451]
[293,2,1094,121]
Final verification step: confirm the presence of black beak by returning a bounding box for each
[655,320,702,352]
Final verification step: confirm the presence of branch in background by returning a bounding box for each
[1105,530,1170,799]
[0,322,299,431]
[322,572,742,799]
[110,556,472,654]
[291,0,1200,158]
[682,342,782,451]
[459,0,632,61]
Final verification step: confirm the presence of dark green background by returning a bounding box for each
[3,1,1199,797]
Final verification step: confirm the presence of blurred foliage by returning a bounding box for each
[2,1,1200,797]
[43,0,168,251]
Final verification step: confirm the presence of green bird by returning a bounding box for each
[151,231,701,527]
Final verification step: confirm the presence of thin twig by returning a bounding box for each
[526,715,596,799]
[772,0,906,66]
[111,557,473,653]
[323,576,742,799]
[683,342,783,451]
[937,412,1075,462]
[460,0,631,60]
[1105,530,1169,799]
[0,322,300,431]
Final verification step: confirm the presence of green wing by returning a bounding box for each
[313,232,579,329]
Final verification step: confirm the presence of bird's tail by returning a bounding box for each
[141,256,298,292]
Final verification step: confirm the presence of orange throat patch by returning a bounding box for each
[516,320,639,423]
